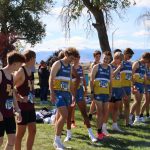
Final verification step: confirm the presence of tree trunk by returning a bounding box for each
[82,0,111,53]
[92,10,111,52]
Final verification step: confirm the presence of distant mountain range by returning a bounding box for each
[35,49,150,63]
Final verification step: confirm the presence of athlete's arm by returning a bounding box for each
[113,62,123,77]
[132,61,139,84]
[109,66,113,97]
[49,61,61,103]
[71,66,80,97]
[90,64,98,94]
[82,66,87,92]
[0,71,3,121]
[13,68,28,102]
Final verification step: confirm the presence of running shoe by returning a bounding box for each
[89,133,97,142]
[71,123,76,128]
[102,127,110,136]
[139,117,145,123]
[53,139,65,150]
[64,136,72,142]
[112,124,124,133]
[97,133,105,140]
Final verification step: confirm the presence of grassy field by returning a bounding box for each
[2,98,150,150]
[2,72,150,150]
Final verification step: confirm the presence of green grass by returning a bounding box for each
[2,72,149,149]
[2,98,150,150]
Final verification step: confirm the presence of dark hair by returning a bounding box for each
[103,51,112,57]
[58,50,65,59]
[64,47,79,57]
[7,51,25,65]
[93,50,101,57]
[124,48,134,55]
[114,49,122,54]
[23,50,36,62]
[142,52,150,60]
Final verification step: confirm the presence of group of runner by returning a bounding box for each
[0,47,150,150]
[49,47,150,150]
[0,50,36,150]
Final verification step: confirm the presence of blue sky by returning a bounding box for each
[26,0,150,52]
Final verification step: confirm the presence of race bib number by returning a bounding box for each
[28,92,34,103]
[100,80,108,88]
[61,81,69,90]
[125,73,131,80]
[139,73,144,79]
[115,74,120,80]
[5,99,13,110]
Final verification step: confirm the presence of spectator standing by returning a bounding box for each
[38,60,50,104]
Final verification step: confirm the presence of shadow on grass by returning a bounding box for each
[72,132,150,150]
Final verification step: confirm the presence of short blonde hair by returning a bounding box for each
[114,52,123,60]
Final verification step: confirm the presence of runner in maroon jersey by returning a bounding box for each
[0,51,25,150]
[14,50,36,150]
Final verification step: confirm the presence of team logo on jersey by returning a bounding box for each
[5,99,13,110]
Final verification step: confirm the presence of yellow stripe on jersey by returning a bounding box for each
[133,73,145,84]
[94,79,110,94]
[121,71,132,87]
[112,80,121,88]
[53,79,70,92]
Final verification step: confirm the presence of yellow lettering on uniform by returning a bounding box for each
[7,84,13,96]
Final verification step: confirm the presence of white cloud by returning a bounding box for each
[133,30,150,36]
[135,0,150,8]
[27,36,99,52]
[114,39,150,49]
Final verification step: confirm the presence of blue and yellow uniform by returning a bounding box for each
[120,60,132,96]
[110,64,123,102]
[72,65,84,103]
[53,60,72,107]
[133,61,146,94]
[93,64,111,102]
[145,66,150,93]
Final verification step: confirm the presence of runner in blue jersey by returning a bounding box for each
[64,54,97,143]
[108,52,124,133]
[130,52,150,125]
[140,60,150,121]
[49,47,80,150]
[90,51,112,140]
[113,48,134,127]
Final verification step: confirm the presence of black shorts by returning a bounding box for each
[0,117,16,137]
[18,109,36,125]
[109,97,122,103]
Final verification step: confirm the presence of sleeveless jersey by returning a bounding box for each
[53,60,71,92]
[120,60,132,87]
[72,65,84,89]
[111,64,121,88]
[0,70,14,118]
[94,64,111,95]
[17,66,34,111]
[146,66,150,85]
[133,61,146,84]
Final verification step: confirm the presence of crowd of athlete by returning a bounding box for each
[0,48,150,150]
[0,50,36,150]
[50,47,150,150]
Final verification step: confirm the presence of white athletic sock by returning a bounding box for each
[55,135,61,141]
[87,128,93,135]
[113,122,117,127]
[129,114,133,119]
[67,129,71,137]
[135,116,139,120]
[102,123,107,128]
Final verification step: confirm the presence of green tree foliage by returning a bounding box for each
[61,0,135,52]
[0,0,54,65]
